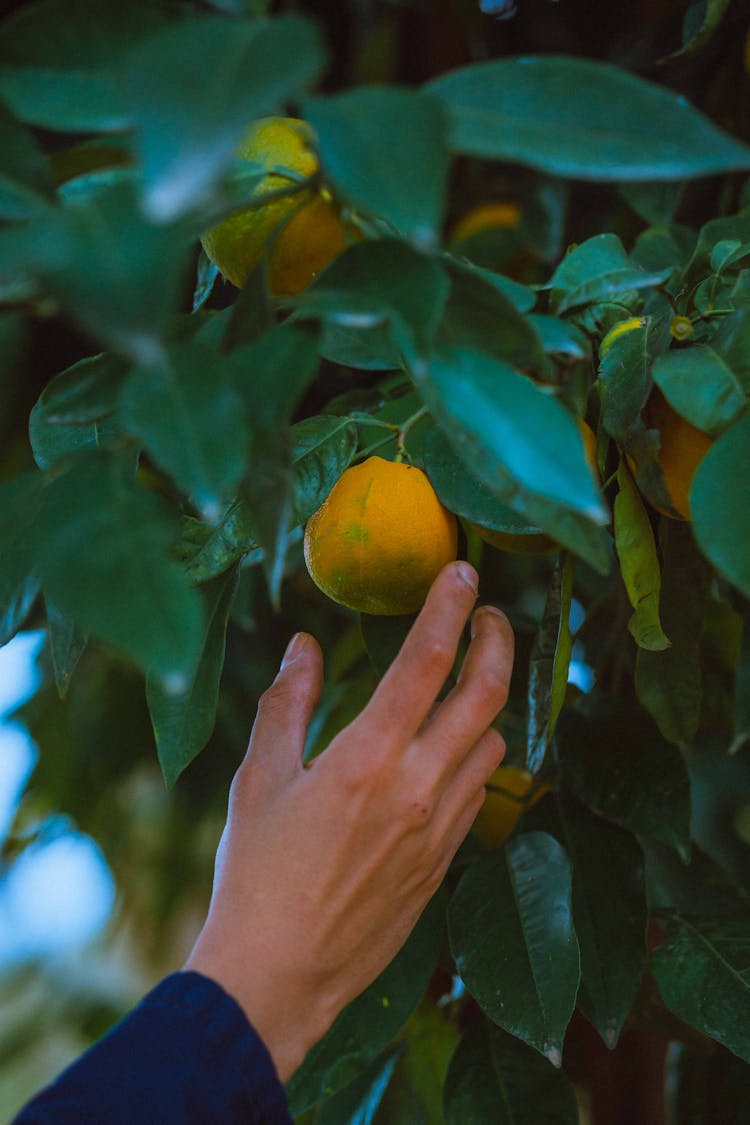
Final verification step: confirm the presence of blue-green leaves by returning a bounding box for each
[429,56,750,181]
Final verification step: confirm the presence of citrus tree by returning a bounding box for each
[1,0,750,1119]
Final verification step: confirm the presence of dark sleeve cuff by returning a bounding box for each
[13,971,293,1125]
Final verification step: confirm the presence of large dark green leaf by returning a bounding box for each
[0,0,168,131]
[558,694,692,859]
[290,238,450,359]
[32,454,204,679]
[614,460,670,653]
[29,353,129,470]
[692,412,750,599]
[635,520,711,745]
[652,346,746,437]
[444,1020,579,1125]
[316,1047,403,1125]
[0,474,42,646]
[147,568,238,788]
[428,57,750,181]
[286,889,447,1115]
[526,554,574,774]
[126,16,324,221]
[423,426,612,575]
[120,343,249,520]
[418,347,606,521]
[361,614,417,680]
[528,795,647,1048]
[652,913,750,1064]
[448,833,580,1063]
[305,87,449,245]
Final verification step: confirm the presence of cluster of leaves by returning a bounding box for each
[2,0,750,1119]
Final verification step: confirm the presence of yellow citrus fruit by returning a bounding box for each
[451,201,522,242]
[631,388,713,520]
[200,116,351,295]
[473,766,550,849]
[471,418,598,555]
[303,456,458,615]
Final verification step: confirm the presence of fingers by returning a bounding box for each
[420,605,514,777]
[353,562,479,749]
[243,633,324,781]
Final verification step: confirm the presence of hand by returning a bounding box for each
[183,561,514,1081]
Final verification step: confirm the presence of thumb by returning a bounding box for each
[246,632,324,780]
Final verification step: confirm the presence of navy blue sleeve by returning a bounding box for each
[13,971,294,1125]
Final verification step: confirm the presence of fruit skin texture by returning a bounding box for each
[200,116,350,295]
[450,200,522,242]
[636,388,713,520]
[303,456,459,616]
[472,766,550,849]
[471,418,598,555]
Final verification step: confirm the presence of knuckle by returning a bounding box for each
[421,635,455,678]
[472,665,509,710]
[399,784,435,826]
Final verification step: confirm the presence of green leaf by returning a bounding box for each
[526,555,574,774]
[692,412,750,599]
[444,1020,579,1125]
[305,87,449,246]
[423,426,612,575]
[289,238,450,359]
[319,321,402,371]
[120,343,249,520]
[241,453,293,610]
[652,346,746,437]
[388,1001,459,1125]
[182,502,256,584]
[286,889,447,1115]
[231,321,320,433]
[361,614,417,680]
[549,234,629,306]
[45,599,87,700]
[662,0,732,61]
[316,1047,403,1125]
[428,56,750,181]
[125,15,324,221]
[558,266,672,314]
[442,253,536,313]
[29,353,129,470]
[707,307,750,395]
[147,568,238,788]
[528,795,648,1049]
[620,181,684,227]
[447,833,580,1063]
[32,454,204,679]
[0,473,42,645]
[0,0,168,131]
[0,104,53,219]
[635,520,712,745]
[652,913,750,1064]
[558,694,692,860]
[19,182,193,362]
[529,315,589,360]
[418,347,606,521]
[436,259,548,374]
[291,416,358,524]
[221,261,273,351]
[614,460,670,653]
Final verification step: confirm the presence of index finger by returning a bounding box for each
[354,561,479,748]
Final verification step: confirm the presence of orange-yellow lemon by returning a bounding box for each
[473,766,550,849]
[451,201,522,242]
[635,388,713,520]
[303,457,458,615]
[201,116,351,295]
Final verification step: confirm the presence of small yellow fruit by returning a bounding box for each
[471,418,598,555]
[201,116,351,295]
[450,201,522,242]
[473,766,550,849]
[631,388,713,520]
[303,456,458,616]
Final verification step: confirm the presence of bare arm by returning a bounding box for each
[184,561,515,1082]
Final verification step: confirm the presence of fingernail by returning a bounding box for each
[281,632,306,668]
[454,561,479,594]
[470,604,508,638]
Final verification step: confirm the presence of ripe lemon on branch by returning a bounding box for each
[201,116,352,295]
[304,456,458,615]
[472,766,550,849]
